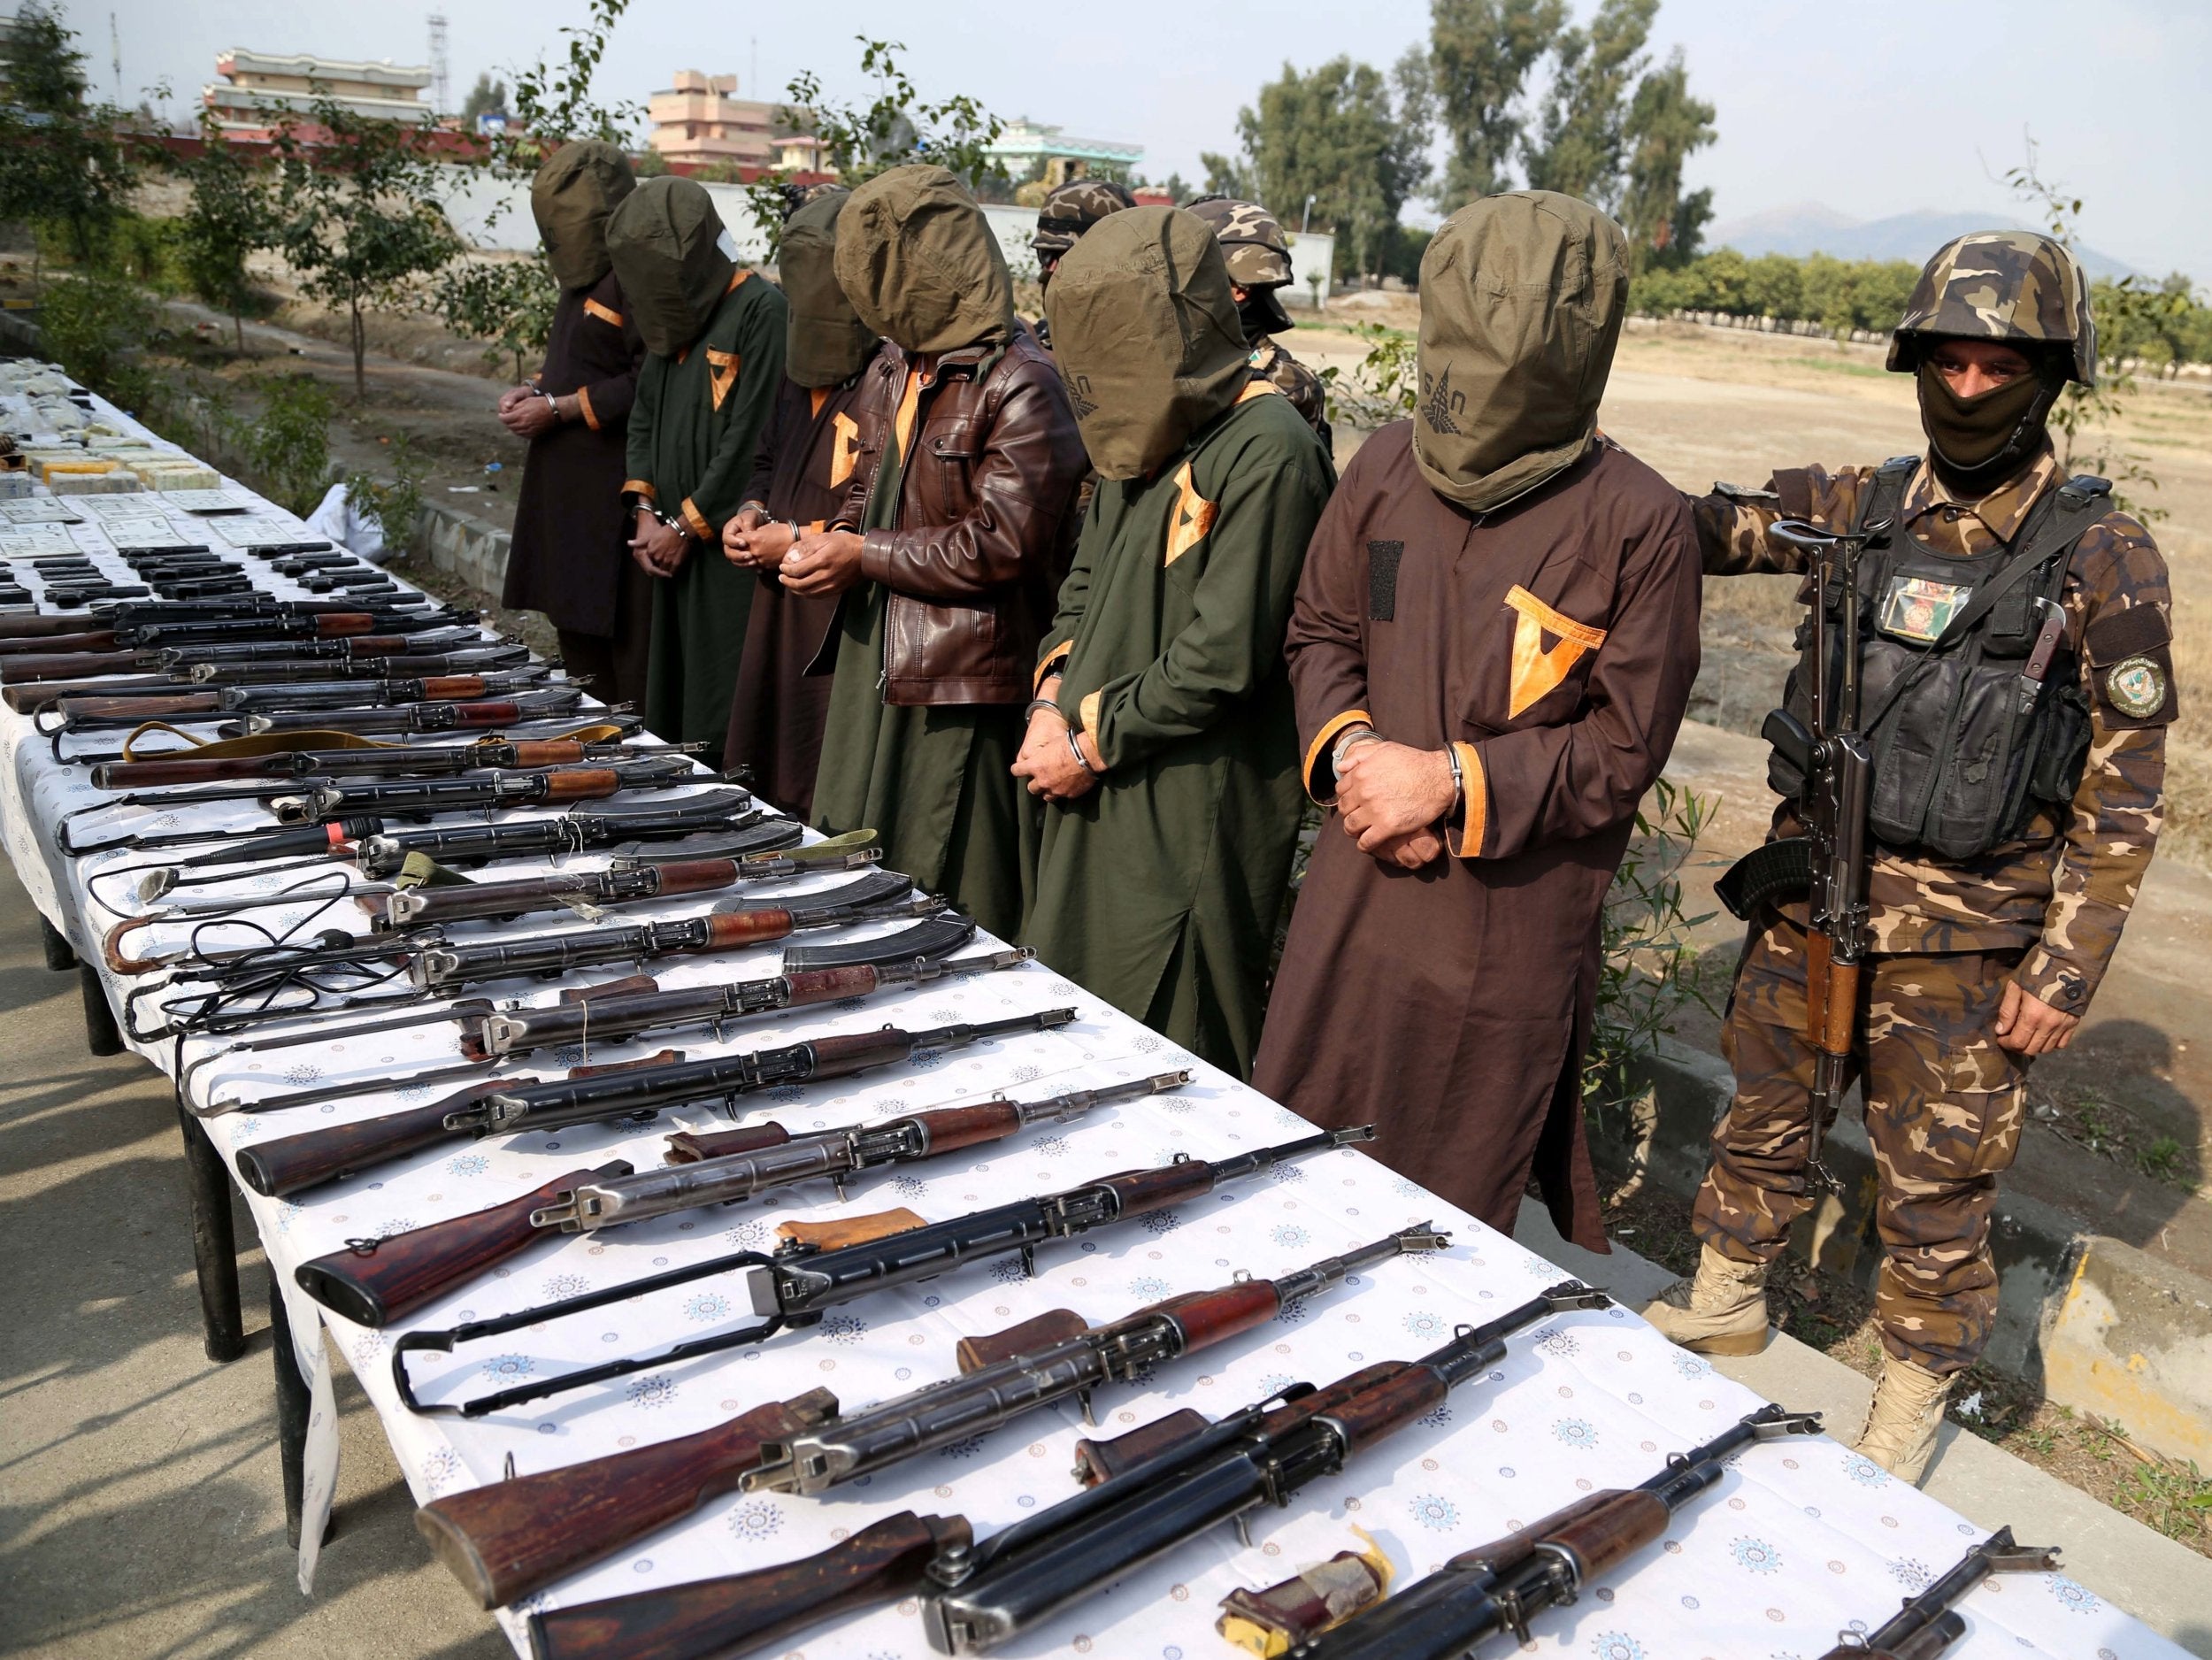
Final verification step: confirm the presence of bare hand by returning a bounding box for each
[1368,826,1446,870]
[1994,980,2080,1057]
[780,528,866,597]
[1335,741,1457,856]
[1013,715,1100,801]
[496,385,531,414]
[727,511,797,573]
[629,508,689,577]
[503,395,562,440]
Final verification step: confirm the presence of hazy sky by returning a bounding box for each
[99,0,2212,279]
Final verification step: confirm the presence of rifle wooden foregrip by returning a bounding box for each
[1074,1408,1213,1486]
[1095,1160,1221,1218]
[1145,1280,1287,1352]
[524,1510,971,1660]
[311,612,380,637]
[419,675,489,699]
[1471,1489,1668,1585]
[1819,960,1859,1055]
[650,857,742,897]
[415,1388,840,1610]
[295,1162,631,1327]
[775,1206,926,1252]
[503,740,588,768]
[56,690,221,719]
[0,625,119,652]
[1323,1364,1451,1452]
[780,964,887,1006]
[449,701,526,726]
[795,1027,918,1081]
[664,1121,794,1164]
[234,1087,508,1197]
[702,909,795,949]
[5,675,176,713]
[905,1101,1026,1157]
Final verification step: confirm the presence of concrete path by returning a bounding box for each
[1518,1200,2212,1656]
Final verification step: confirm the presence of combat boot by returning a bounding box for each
[1640,1243,1771,1356]
[1855,1354,1952,1484]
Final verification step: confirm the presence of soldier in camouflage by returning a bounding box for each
[1029,177,1136,348]
[1644,232,2177,1484]
[1185,195,1333,451]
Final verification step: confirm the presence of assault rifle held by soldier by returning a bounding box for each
[412,1223,1439,1609]
[391,1127,1364,1418]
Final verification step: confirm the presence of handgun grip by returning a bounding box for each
[775,1206,926,1252]
[234,1094,488,1198]
[956,1307,1091,1372]
[524,1510,970,1660]
[295,1162,630,1327]
[663,1121,793,1164]
[414,1388,840,1610]
[703,908,795,949]
[540,767,621,803]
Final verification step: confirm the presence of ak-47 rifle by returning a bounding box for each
[63,706,642,771]
[48,685,589,746]
[87,729,666,789]
[1283,1403,1828,1658]
[915,1282,1614,1656]
[292,1071,1194,1327]
[392,1126,1356,1419]
[1816,1528,2058,1660]
[413,1223,1434,1610]
[1714,515,1886,1193]
[0,594,440,642]
[232,1006,1079,1199]
[50,668,555,724]
[0,628,502,688]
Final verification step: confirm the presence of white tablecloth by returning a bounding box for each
[0,396,2178,1660]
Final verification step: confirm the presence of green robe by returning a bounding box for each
[625,272,787,761]
[810,365,1035,942]
[1024,389,1333,1077]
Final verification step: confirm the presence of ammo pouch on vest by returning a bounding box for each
[1767,461,2105,862]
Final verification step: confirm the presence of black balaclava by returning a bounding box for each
[1233,285,1294,344]
[1916,354,2066,496]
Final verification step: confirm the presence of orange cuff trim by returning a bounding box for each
[680,496,713,539]
[1077,690,1103,745]
[576,384,600,431]
[1303,708,1372,803]
[1445,742,1487,859]
[1034,642,1073,694]
[623,479,657,503]
[583,297,624,327]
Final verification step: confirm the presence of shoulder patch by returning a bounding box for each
[582,297,624,327]
[2085,603,2177,727]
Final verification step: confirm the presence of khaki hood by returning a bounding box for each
[605,177,738,357]
[833,165,1013,355]
[1044,206,1249,480]
[780,188,879,388]
[1413,191,1627,513]
[530,140,635,292]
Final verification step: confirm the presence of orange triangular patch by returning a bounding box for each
[706,348,740,411]
[1164,461,1216,566]
[1503,584,1607,719]
[829,411,862,488]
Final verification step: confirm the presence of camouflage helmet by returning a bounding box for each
[1184,196,1295,288]
[1887,230,2096,387]
[1032,179,1137,259]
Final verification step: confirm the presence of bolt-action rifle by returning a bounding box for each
[413,1222,1436,1610]
[392,1124,1356,1419]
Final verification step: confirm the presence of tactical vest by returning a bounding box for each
[1769,457,2106,861]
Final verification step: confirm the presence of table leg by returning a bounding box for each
[267,1265,326,1549]
[38,912,73,972]
[78,962,122,1057]
[175,1087,246,1363]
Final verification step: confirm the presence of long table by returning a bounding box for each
[0,392,2179,1660]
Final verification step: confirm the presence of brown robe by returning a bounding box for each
[503,273,651,704]
[721,358,880,817]
[1252,426,1702,1250]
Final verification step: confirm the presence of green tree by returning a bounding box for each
[502,0,638,165]
[270,96,463,398]
[1420,0,1563,204]
[434,257,557,381]
[175,112,271,352]
[1199,150,1254,198]
[1522,0,1656,205]
[1617,49,1714,269]
[460,73,508,124]
[1228,55,1431,282]
[0,3,134,270]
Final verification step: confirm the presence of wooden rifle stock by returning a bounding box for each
[416,1389,840,1609]
[524,1510,970,1660]
[0,649,156,682]
[0,625,119,653]
[774,1206,926,1252]
[54,688,222,719]
[295,1162,633,1326]
[4,674,179,712]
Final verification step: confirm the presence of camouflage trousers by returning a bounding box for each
[1693,916,2029,1375]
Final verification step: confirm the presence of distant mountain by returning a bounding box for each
[1706,202,2138,280]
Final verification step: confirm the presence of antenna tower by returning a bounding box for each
[427,13,449,115]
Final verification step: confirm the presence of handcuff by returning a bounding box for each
[1025,688,1100,778]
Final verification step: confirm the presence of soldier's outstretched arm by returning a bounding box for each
[1686,464,1872,576]
[2014,514,2176,1019]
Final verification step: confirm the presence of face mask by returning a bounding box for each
[1234,287,1292,345]
[1916,359,2062,494]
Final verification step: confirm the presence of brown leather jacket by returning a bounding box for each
[827,325,1087,705]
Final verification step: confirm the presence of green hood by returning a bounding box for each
[833,165,1014,355]
[530,140,635,292]
[605,176,738,357]
[1412,191,1627,513]
[1044,206,1248,480]
[780,188,879,388]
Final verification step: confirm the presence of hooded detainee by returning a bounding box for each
[608,175,787,764]
[1253,192,1703,1250]
[1017,206,1335,1079]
